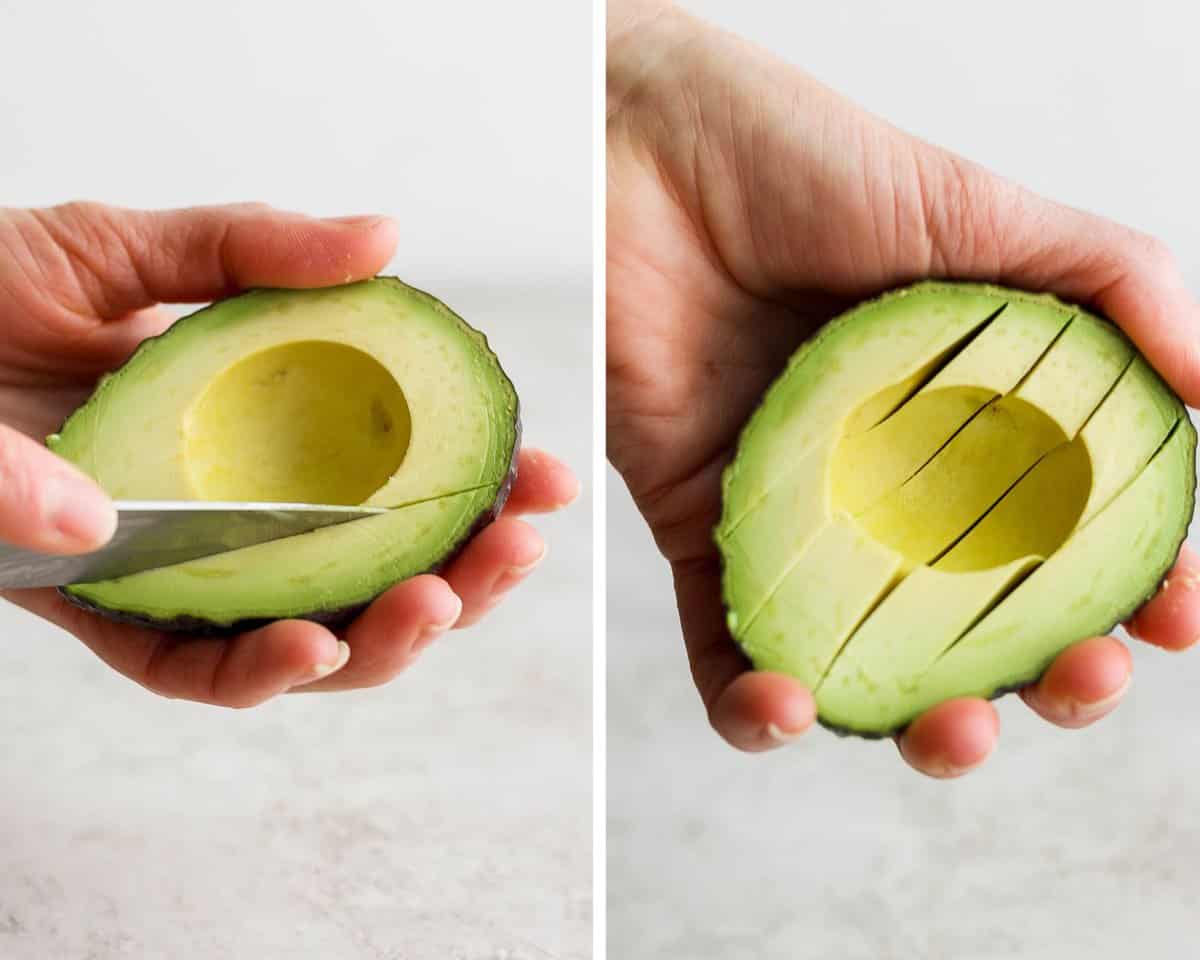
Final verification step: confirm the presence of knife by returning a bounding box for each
[0,501,387,589]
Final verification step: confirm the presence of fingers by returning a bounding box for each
[896,697,999,779]
[146,620,349,707]
[1020,635,1131,728]
[25,202,400,321]
[297,460,568,684]
[442,517,546,628]
[672,558,762,729]
[672,558,817,752]
[296,450,569,681]
[501,449,581,515]
[708,671,816,752]
[0,423,115,554]
[4,587,348,707]
[294,575,462,693]
[899,637,1132,776]
[1126,543,1200,651]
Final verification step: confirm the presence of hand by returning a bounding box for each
[0,202,578,706]
[606,1,1200,776]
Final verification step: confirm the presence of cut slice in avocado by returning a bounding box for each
[51,278,519,634]
[718,281,1195,737]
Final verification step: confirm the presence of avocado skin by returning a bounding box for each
[58,425,520,637]
[53,278,522,637]
[815,416,1196,740]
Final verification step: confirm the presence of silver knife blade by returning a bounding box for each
[0,501,388,589]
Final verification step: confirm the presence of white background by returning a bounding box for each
[608,1,1200,958]
[0,2,591,958]
[1,0,590,289]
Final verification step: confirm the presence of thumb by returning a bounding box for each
[0,424,115,555]
[16,202,400,322]
[922,149,1200,406]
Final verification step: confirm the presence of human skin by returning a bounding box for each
[607,0,1200,777]
[0,202,578,706]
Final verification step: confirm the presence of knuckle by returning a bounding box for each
[918,151,996,273]
[52,199,106,224]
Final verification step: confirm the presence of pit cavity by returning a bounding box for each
[184,340,410,505]
[830,386,1092,573]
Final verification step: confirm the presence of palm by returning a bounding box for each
[607,165,806,559]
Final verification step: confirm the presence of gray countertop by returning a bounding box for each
[0,285,592,960]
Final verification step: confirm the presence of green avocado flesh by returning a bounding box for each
[717,282,1196,737]
[51,278,519,634]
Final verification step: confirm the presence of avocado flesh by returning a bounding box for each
[718,282,1195,737]
[720,285,1008,530]
[819,419,1193,733]
[853,315,1132,574]
[818,357,1179,721]
[737,518,902,688]
[51,279,519,633]
[735,307,1127,654]
[718,287,1008,626]
[830,298,1071,516]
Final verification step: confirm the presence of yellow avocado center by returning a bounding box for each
[184,340,411,505]
[829,385,1093,573]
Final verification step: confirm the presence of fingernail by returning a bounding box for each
[414,594,463,653]
[324,214,390,228]
[47,473,117,548]
[307,641,351,681]
[764,722,805,745]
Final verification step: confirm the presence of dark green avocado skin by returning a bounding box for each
[54,278,522,637]
[59,426,520,637]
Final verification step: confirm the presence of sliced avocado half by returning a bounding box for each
[717,281,1195,737]
[51,278,519,634]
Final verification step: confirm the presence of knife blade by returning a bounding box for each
[0,501,387,589]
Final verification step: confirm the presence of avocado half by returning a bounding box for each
[717,281,1196,737]
[51,278,520,635]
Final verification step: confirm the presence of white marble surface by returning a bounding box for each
[608,1,1200,957]
[0,285,592,959]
